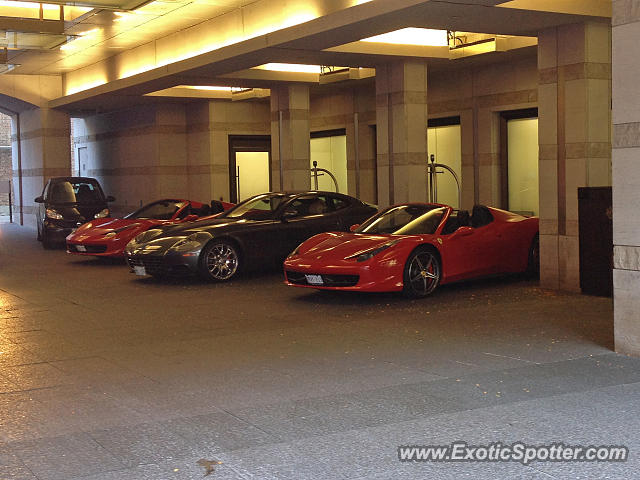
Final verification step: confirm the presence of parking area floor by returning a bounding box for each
[0,222,638,479]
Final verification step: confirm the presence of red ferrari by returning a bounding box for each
[284,204,539,297]
[66,199,233,257]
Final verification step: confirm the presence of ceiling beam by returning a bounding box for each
[0,16,64,34]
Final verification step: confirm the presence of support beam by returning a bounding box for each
[375,59,429,207]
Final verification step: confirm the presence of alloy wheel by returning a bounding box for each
[405,250,440,297]
[204,242,239,281]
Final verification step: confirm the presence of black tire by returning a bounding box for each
[199,240,241,282]
[402,247,441,298]
[41,229,54,250]
[526,233,540,278]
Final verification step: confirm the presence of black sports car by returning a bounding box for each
[124,191,377,281]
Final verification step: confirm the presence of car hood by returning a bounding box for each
[47,204,107,223]
[138,217,248,240]
[68,218,154,240]
[300,232,400,260]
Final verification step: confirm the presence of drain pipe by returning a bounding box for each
[278,110,284,191]
[16,113,23,225]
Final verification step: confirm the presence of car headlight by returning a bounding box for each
[131,228,162,245]
[346,240,399,262]
[170,232,212,252]
[94,208,109,219]
[46,208,63,220]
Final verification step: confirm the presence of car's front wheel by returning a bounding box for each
[199,240,240,282]
[41,228,54,250]
[402,247,441,298]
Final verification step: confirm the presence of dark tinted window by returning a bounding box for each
[283,195,331,217]
[47,179,105,204]
[331,197,350,211]
[223,193,291,220]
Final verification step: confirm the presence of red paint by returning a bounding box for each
[66,199,233,257]
[284,204,538,293]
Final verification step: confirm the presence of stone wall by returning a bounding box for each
[612,0,640,356]
[0,114,11,214]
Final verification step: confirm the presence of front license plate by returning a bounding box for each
[305,274,324,285]
[76,245,86,252]
[133,265,147,276]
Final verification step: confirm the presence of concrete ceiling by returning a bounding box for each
[0,0,611,114]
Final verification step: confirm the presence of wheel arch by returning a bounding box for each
[201,234,245,264]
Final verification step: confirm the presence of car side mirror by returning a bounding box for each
[349,224,360,232]
[34,196,44,203]
[106,195,116,202]
[454,226,474,237]
[281,210,297,222]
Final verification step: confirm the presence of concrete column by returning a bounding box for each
[612,0,640,356]
[537,22,612,291]
[375,60,429,207]
[270,84,310,191]
[12,107,71,226]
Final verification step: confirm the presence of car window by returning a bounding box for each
[331,197,350,211]
[283,195,331,218]
[128,201,186,220]
[357,205,445,235]
[223,193,290,220]
[47,179,105,204]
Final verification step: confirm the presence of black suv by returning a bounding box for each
[35,177,115,248]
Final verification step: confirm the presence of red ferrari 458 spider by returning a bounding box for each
[66,198,232,257]
[284,203,539,297]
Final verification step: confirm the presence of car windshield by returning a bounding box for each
[48,179,105,204]
[126,200,187,220]
[221,193,292,220]
[356,205,446,235]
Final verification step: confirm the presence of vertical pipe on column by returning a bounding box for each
[387,92,394,205]
[354,112,360,199]
[278,110,284,191]
[16,113,23,225]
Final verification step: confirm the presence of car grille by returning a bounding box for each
[68,244,107,254]
[285,270,359,287]
[126,255,167,275]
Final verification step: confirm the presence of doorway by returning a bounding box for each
[77,146,88,177]
[310,129,347,193]
[427,116,462,208]
[229,136,271,203]
[500,108,539,215]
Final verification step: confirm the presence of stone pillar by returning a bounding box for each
[270,84,310,191]
[375,60,429,207]
[612,0,640,356]
[537,22,612,291]
[12,107,71,226]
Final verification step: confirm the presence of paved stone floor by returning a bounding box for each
[0,222,638,479]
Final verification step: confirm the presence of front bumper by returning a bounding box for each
[44,221,77,243]
[125,251,200,276]
[67,241,111,256]
[283,258,404,292]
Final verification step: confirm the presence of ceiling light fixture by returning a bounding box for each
[362,28,449,47]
